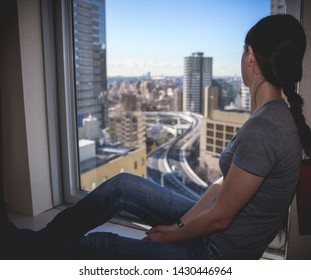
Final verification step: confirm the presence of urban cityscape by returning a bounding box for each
[74,0,285,200]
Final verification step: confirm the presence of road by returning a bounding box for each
[145,112,209,200]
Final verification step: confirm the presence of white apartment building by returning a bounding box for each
[240,83,251,111]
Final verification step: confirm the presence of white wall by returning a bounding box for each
[0,0,53,216]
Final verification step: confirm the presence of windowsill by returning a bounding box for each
[8,207,149,240]
[8,208,62,231]
[262,249,285,260]
[8,207,284,259]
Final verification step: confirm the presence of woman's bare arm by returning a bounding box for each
[179,176,223,224]
[146,164,264,243]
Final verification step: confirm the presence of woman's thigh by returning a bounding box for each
[114,173,197,225]
[45,173,197,240]
[82,173,197,226]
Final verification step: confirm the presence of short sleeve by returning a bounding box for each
[232,117,282,177]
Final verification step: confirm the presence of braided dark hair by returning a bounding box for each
[245,14,311,158]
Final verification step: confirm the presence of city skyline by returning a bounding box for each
[106,0,270,77]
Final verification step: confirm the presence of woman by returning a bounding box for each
[2,14,311,260]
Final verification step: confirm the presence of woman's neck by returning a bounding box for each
[250,79,282,114]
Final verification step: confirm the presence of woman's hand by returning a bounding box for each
[144,224,179,242]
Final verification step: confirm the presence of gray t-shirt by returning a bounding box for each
[211,99,302,259]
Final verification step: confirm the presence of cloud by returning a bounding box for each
[107,59,240,77]
[213,63,241,77]
[107,59,183,76]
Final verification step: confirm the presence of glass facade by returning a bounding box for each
[73,0,108,130]
[71,0,147,192]
[72,0,109,190]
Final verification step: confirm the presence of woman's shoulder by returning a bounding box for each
[239,113,281,141]
[242,99,295,137]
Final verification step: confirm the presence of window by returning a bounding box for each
[216,132,223,139]
[216,140,223,147]
[207,130,213,137]
[41,0,311,260]
[48,0,272,206]
[72,0,109,192]
[207,123,214,129]
[226,133,233,141]
[47,0,281,228]
[226,126,234,133]
[216,124,223,130]
[45,0,147,201]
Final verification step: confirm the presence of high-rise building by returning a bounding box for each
[183,52,213,114]
[240,83,251,111]
[271,0,286,14]
[109,94,146,149]
[73,0,108,129]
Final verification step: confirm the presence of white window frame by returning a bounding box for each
[42,0,86,205]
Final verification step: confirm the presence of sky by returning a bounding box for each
[105,0,271,77]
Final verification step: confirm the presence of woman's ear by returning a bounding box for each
[247,46,256,66]
[247,46,260,74]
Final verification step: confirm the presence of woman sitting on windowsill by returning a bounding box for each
[1,14,311,260]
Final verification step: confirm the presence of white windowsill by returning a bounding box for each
[8,208,284,259]
[8,207,148,240]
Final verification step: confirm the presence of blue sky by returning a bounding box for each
[106,0,270,77]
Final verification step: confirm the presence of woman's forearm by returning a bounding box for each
[164,177,224,243]
[166,207,226,243]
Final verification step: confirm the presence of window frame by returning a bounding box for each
[41,0,63,206]
[42,0,85,205]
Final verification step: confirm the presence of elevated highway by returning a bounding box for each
[145,112,208,200]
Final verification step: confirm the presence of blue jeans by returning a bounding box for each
[42,173,223,260]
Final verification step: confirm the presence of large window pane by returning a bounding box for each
[72,0,273,195]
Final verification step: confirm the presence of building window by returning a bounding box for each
[216,140,223,147]
[226,133,233,141]
[207,130,214,137]
[216,132,223,139]
[206,146,213,152]
[207,123,214,129]
[216,124,223,130]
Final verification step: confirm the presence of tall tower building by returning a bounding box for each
[183,52,213,114]
[271,0,286,14]
[73,0,108,129]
